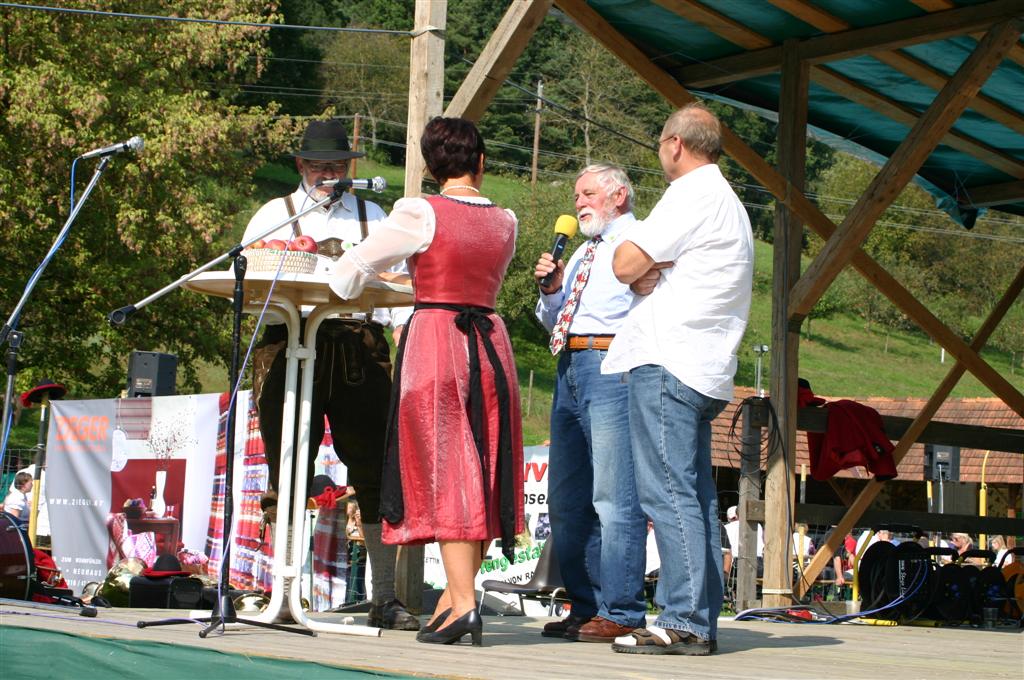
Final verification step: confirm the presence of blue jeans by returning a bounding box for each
[547,349,648,627]
[628,365,727,640]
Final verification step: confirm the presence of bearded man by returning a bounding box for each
[531,163,649,643]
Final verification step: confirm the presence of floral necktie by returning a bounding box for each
[549,236,601,355]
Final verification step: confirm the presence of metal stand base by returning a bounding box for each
[138,594,315,638]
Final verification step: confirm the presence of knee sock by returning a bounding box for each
[361,522,397,604]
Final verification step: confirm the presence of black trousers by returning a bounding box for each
[256,319,391,522]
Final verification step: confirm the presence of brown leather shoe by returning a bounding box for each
[575,616,638,643]
[541,613,589,639]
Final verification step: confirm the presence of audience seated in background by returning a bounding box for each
[990,535,1013,566]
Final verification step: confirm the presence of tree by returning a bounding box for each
[318,30,409,153]
[543,30,672,176]
[238,0,351,117]
[0,1,296,397]
[814,154,1024,352]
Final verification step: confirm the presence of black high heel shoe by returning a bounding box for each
[417,609,482,646]
[415,608,452,641]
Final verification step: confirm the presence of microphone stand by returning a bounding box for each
[1,157,112,462]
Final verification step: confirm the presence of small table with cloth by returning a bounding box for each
[184,268,411,635]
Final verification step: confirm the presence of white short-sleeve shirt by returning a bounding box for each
[601,163,754,401]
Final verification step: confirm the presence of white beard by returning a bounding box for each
[578,208,615,238]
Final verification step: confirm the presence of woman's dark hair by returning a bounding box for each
[420,117,485,183]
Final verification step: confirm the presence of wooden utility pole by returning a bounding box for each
[531,80,543,187]
[404,0,447,197]
[349,113,361,194]
[444,0,553,121]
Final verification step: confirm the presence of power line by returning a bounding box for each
[356,133,1024,243]
[19,1,1005,232]
[0,3,411,35]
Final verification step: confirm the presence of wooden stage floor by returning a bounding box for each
[1,602,1021,679]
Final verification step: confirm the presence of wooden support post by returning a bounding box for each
[763,40,808,608]
[397,0,446,608]
[736,399,764,612]
[404,0,447,198]
[349,113,361,195]
[795,263,1024,597]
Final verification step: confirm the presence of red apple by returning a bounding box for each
[288,235,318,254]
[249,239,266,249]
[265,239,287,251]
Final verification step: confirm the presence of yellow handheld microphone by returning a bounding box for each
[540,214,579,288]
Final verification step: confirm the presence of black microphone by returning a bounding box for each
[79,135,144,160]
[108,305,137,326]
[539,215,580,288]
[315,176,387,193]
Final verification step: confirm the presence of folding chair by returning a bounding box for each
[478,537,567,615]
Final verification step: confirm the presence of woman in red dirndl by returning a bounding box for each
[331,117,523,646]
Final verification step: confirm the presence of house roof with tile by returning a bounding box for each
[712,387,1023,484]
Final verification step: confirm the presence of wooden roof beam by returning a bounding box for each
[788,20,1021,324]
[768,0,1024,135]
[670,0,1024,87]
[958,179,1024,207]
[796,263,1024,597]
[908,0,955,10]
[653,0,771,49]
[553,0,1024,416]
[661,1,1024,178]
[910,0,1024,68]
[810,66,1024,178]
[444,0,553,122]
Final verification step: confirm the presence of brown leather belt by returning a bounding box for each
[567,335,614,351]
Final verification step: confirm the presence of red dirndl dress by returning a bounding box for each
[379,195,524,558]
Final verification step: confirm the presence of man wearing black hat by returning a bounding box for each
[242,118,417,630]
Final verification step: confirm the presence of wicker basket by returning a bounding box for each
[243,248,317,274]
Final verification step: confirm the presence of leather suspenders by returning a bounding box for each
[281,193,369,240]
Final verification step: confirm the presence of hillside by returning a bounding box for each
[9,161,1017,451]
[202,159,1024,445]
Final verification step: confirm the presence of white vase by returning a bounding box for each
[152,470,167,518]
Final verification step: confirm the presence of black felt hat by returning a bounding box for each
[20,379,67,408]
[294,119,365,161]
[141,554,190,578]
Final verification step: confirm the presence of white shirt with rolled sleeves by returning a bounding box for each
[535,212,637,335]
[601,163,754,401]
[242,183,411,327]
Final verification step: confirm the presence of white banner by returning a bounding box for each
[423,445,555,615]
[46,397,579,615]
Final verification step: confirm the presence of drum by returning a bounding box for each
[0,511,33,600]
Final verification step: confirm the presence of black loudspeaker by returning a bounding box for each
[923,444,960,482]
[129,576,203,609]
[127,351,177,398]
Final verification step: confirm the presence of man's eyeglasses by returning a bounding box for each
[303,161,348,173]
[658,134,678,146]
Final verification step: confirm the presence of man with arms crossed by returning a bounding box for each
[604,103,754,655]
